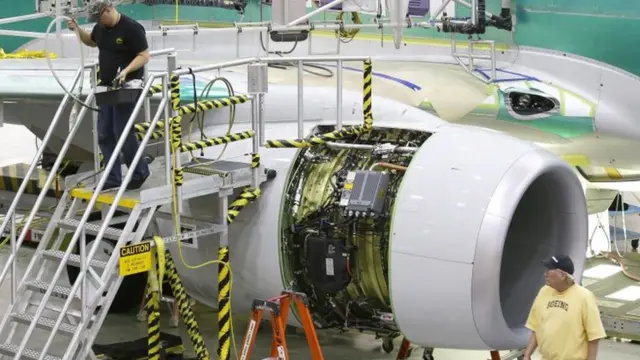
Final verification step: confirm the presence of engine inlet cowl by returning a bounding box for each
[389,124,588,350]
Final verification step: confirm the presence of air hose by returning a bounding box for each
[44,15,100,121]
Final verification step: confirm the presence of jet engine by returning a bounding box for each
[275,123,588,350]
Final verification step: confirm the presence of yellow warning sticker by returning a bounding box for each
[119,242,152,276]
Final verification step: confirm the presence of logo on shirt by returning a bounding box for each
[546,299,569,312]
[116,37,123,45]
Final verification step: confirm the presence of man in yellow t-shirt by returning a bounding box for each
[524,255,607,360]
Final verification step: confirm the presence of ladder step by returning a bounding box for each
[41,249,108,269]
[69,187,139,209]
[0,343,62,360]
[58,218,128,241]
[32,299,90,320]
[10,312,77,335]
[25,280,79,301]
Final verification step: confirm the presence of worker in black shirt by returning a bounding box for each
[68,0,151,191]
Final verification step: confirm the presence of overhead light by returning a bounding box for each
[582,264,621,279]
[606,285,640,302]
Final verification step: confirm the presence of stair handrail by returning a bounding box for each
[0,65,92,290]
[34,72,170,360]
[0,65,83,242]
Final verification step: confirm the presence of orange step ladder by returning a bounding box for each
[239,290,324,360]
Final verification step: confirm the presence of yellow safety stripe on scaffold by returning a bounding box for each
[136,129,165,142]
[264,139,309,148]
[217,246,231,360]
[177,95,249,116]
[146,277,161,359]
[227,187,262,224]
[170,116,184,187]
[165,251,210,360]
[362,58,373,128]
[179,130,255,152]
[146,236,166,360]
[170,74,181,110]
[135,120,167,134]
[0,163,64,197]
[69,188,139,209]
[250,153,260,168]
[147,83,164,97]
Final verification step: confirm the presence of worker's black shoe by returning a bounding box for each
[96,182,119,193]
[127,172,150,191]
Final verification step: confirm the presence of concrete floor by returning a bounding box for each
[1,246,640,360]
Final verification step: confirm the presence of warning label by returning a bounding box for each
[119,242,152,277]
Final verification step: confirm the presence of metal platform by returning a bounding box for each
[583,252,640,341]
[64,157,266,210]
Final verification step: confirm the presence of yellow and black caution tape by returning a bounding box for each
[250,153,260,169]
[362,58,373,129]
[0,162,65,197]
[179,130,254,153]
[170,74,181,110]
[264,139,309,149]
[264,125,369,148]
[265,59,374,148]
[146,236,166,360]
[135,121,166,134]
[147,83,164,97]
[136,129,165,142]
[168,116,184,187]
[134,94,249,140]
[217,246,231,360]
[227,187,262,224]
[178,95,248,116]
[165,250,211,360]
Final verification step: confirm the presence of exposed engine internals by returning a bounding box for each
[279,125,430,337]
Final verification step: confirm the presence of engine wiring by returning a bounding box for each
[280,126,428,335]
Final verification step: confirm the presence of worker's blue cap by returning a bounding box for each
[542,254,574,275]
[87,0,113,23]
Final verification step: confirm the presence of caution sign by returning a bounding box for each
[119,242,152,276]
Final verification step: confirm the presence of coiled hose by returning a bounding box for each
[44,16,100,117]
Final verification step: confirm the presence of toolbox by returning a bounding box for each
[95,87,143,106]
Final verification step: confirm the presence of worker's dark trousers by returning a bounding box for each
[97,103,150,186]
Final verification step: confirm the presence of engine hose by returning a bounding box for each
[44,16,100,114]
[336,11,361,43]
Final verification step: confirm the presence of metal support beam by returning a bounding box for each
[0,12,50,26]
[287,0,347,26]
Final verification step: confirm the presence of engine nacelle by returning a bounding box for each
[161,118,587,352]
[390,124,588,349]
